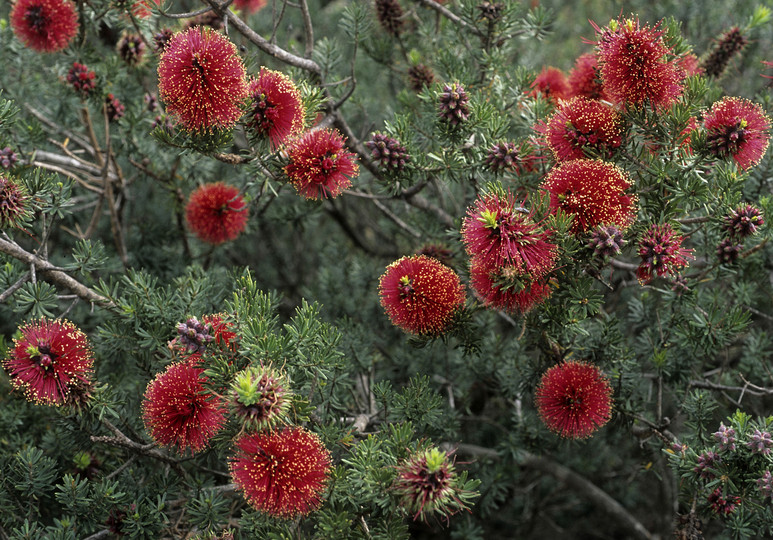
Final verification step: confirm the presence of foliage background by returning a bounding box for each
[0,0,773,538]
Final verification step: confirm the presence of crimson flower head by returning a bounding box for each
[393,447,475,524]
[540,97,622,161]
[567,53,607,100]
[528,66,570,104]
[469,261,552,314]
[723,203,764,239]
[593,17,684,108]
[379,255,466,335]
[186,182,249,245]
[541,159,637,234]
[284,128,359,200]
[3,318,94,407]
[246,68,305,149]
[703,97,771,170]
[229,427,332,518]
[142,360,227,453]
[233,0,267,14]
[462,190,557,277]
[229,365,292,431]
[157,27,249,132]
[10,0,79,52]
[202,313,238,349]
[0,174,30,228]
[636,223,694,284]
[535,360,613,439]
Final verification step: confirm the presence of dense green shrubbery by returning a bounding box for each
[1,0,773,538]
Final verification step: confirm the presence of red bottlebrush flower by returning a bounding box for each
[0,174,30,228]
[535,360,613,439]
[636,223,694,284]
[3,318,94,407]
[157,26,249,132]
[246,68,305,149]
[229,427,332,518]
[462,191,557,276]
[131,0,161,19]
[284,128,359,200]
[105,93,125,122]
[567,53,607,100]
[677,53,703,77]
[232,0,267,14]
[10,0,79,53]
[528,66,570,104]
[701,27,747,79]
[593,17,684,108]
[541,159,637,234]
[185,182,249,245]
[379,255,466,335]
[229,365,291,431]
[703,97,771,170]
[142,360,226,453]
[393,447,475,524]
[723,203,764,238]
[469,261,552,314]
[66,62,97,97]
[117,32,146,66]
[540,97,622,161]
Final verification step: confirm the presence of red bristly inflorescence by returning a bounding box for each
[379,255,466,335]
[186,182,249,245]
[469,261,553,314]
[3,318,94,407]
[142,359,227,453]
[567,53,608,100]
[535,360,613,439]
[540,97,623,161]
[284,128,359,200]
[157,26,249,132]
[246,68,305,149]
[636,223,694,284]
[462,191,558,276]
[528,66,570,104]
[233,0,267,14]
[10,0,79,52]
[593,17,684,109]
[229,427,332,518]
[703,96,771,170]
[541,159,637,234]
[0,174,30,228]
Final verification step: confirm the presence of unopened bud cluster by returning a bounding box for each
[366,133,411,174]
[175,317,215,353]
[0,147,18,169]
[66,62,97,97]
[700,27,747,78]
[717,204,764,264]
[587,224,626,259]
[438,83,470,127]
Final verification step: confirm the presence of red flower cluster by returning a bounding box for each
[229,427,332,518]
[594,17,684,108]
[3,318,94,407]
[186,182,249,245]
[540,97,622,161]
[535,360,613,439]
[703,97,771,170]
[528,66,570,104]
[142,359,227,453]
[541,159,636,234]
[462,190,557,314]
[157,27,248,132]
[379,255,465,335]
[10,0,79,52]
[567,53,607,100]
[636,223,694,283]
[284,128,359,199]
[232,0,267,14]
[246,68,305,149]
